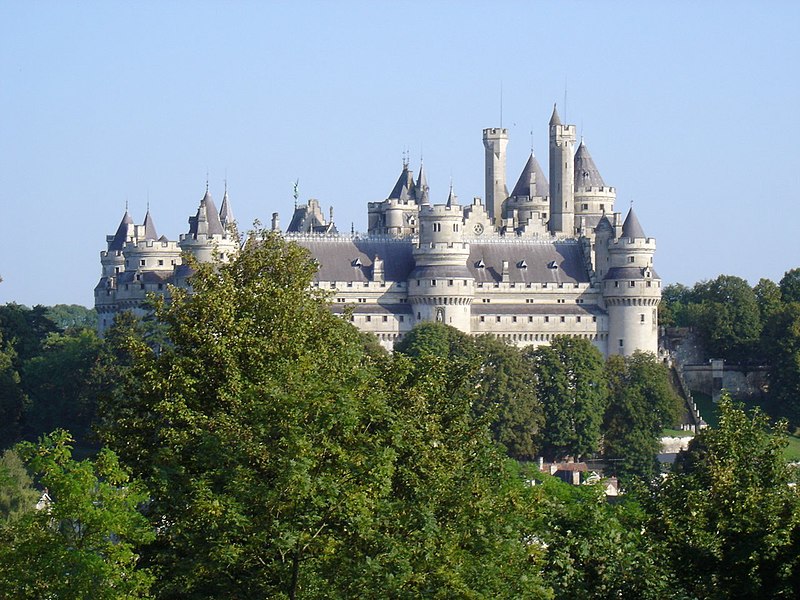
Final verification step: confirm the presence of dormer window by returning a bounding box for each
[517,260,528,269]
[475,259,485,269]
[547,260,558,269]
[351,258,362,267]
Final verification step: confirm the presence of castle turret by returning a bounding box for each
[219,186,235,230]
[602,208,660,356]
[179,188,238,263]
[548,105,576,235]
[573,140,616,236]
[504,151,550,235]
[483,127,508,225]
[409,194,474,332]
[100,209,135,277]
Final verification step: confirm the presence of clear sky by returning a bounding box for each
[1,1,799,307]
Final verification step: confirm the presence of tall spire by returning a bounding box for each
[621,208,646,239]
[549,103,562,126]
[219,181,235,229]
[446,182,457,207]
[510,152,549,199]
[416,161,430,205]
[109,208,135,251]
[574,140,606,189]
[142,208,158,241]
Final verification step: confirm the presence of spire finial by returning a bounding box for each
[205,170,209,193]
[293,179,299,209]
[530,128,534,154]
[125,198,128,212]
[500,81,503,128]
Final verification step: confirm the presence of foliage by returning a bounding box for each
[0,430,154,599]
[45,303,99,331]
[472,335,543,461]
[532,472,669,600]
[603,352,681,481]
[763,302,800,426]
[0,333,26,449]
[525,336,608,461]
[0,449,39,522]
[648,397,800,599]
[754,277,783,326]
[21,328,103,448]
[99,231,549,598]
[0,303,58,363]
[780,268,800,304]
[658,283,693,327]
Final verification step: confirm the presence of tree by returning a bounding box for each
[0,334,26,449]
[754,277,783,325]
[603,352,681,481]
[780,268,800,304]
[658,283,693,327]
[45,304,99,331]
[0,303,58,363]
[99,231,550,598]
[525,336,608,461]
[763,302,800,426]
[0,449,38,522]
[692,275,762,363]
[0,431,154,598]
[648,397,800,599]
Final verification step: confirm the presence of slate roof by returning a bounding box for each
[604,266,660,281]
[188,191,225,237]
[219,190,234,228]
[510,152,549,198]
[142,210,158,241]
[117,270,174,285]
[388,165,417,201]
[621,208,646,239]
[472,303,605,316]
[468,241,590,284]
[416,163,430,204]
[550,104,561,126]
[109,211,134,251]
[574,141,606,189]
[292,237,415,282]
[329,303,414,315]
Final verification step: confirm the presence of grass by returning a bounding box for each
[690,389,800,462]
[662,428,694,438]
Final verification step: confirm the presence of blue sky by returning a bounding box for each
[1,1,799,307]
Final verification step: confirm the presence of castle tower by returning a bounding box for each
[602,208,660,356]
[504,151,549,235]
[548,105,576,235]
[573,140,616,236]
[179,188,238,263]
[100,209,135,278]
[409,191,474,332]
[482,127,508,226]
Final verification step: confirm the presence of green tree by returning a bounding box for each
[0,431,154,599]
[0,449,39,522]
[45,304,99,331]
[100,231,550,598]
[21,329,103,448]
[763,302,800,426]
[754,277,783,325]
[648,397,800,599]
[658,283,693,327]
[0,303,58,363]
[780,268,800,304]
[692,275,762,363]
[0,334,26,449]
[533,472,668,600]
[603,352,681,481]
[525,336,608,461]
[472,335,542,460]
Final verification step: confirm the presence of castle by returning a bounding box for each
[96,106,661,357]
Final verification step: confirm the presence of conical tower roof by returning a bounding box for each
[549,103,562,126]
[388,163,416,200]
[574,140,606,189]
[109,210,134,251]
[142,209,158,241]
[416,162,430,205]
[188,189,225,236]
[621,208,646,239]
[446,183,457,207]
[510,152,549,198]
[219,188,235,228]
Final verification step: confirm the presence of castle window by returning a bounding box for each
[629,281,635,287]
[158,283,163,290]
[614,281,620,288]
[560,316,565,323]
[517,260,528,269]
[526,283,532,288]
[600,204,605,211]
[647,281,652,288]
[399,316,404,322]
[628,256,635,263]
[448,280,454,286]
[417,313,421,320]
[433,223,441,232]
[453,223,459,232]
[140,284,145,290]
[158,259,164,266]
[544,316,550,323]
[496,316,501,322]
[640,314,645,323]
[382,315,388,322]
[576,316,581,322]
[582,203,588,210]
[480,316,485,323]
[475,259,485,268]
[512,316,517,323]
[140,259,146,266]
[347,282,353,287]
[619,339,624,347]
[431,280,436,286]
[351,258,362,267]
[547,261,558,269]
[592,316,597,322]
[366,316,372,322]
[528,316,533,322]
[350,315,355,322]
[416,280,420,286]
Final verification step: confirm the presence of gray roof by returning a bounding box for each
[621,208,646,239]
[117,270,174,285]
[142,210,158,241]
[574,141,606,189]
[219,190,234,228]
[595,215,613,233]
[472,303,605,316]
[293,237,591,286]
[468,241,590,284]
[109,211,134,251]
[604,266,660,281]
[329,303,413,315]
[510,153,549,198]
[292,237,415,282]
[388,165,416,201]
[416,163,430,204]
[188,190,225,237]
[550,104,561,126]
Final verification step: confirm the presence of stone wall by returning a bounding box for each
[681,364,768,401]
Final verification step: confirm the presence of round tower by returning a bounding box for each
[602,209,660,356]
[548,105,577,235]
[573,140,616,236]
[483,127,509,226]
[179,189,238,263]
[408,196,474,332]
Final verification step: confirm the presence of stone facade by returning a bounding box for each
[96,107,661,357]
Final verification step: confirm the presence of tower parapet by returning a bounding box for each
[179,189,238,263]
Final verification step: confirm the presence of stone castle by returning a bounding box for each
[96,106,660,356]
